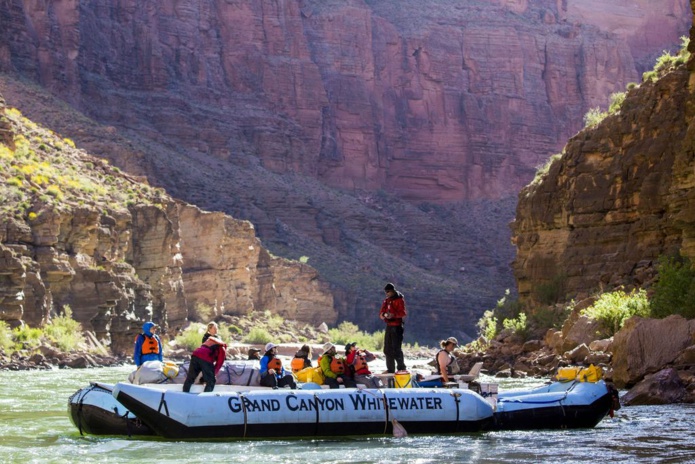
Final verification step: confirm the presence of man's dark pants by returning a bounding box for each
[384,325,406,373]
[183,355,216,392]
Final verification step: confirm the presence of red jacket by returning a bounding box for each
[192,341,227,375]
[380,292,406,327]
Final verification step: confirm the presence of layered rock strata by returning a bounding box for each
[0,98,335,354]
[512,21,695,303]
[0,0,689,340]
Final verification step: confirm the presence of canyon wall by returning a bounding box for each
[512,5,695,303]
[0,97,335,353]
[0,0,690,340]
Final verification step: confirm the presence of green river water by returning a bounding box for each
[0,365,694,463]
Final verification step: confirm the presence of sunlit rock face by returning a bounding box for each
[0,0,689,341]
[512,4,695,304]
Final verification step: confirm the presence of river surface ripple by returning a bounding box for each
[0,366,693,463]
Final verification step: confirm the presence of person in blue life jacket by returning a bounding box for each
[133,321,163,367]
[260,342,297,389]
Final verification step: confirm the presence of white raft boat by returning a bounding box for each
[111,382,494,439]
[492,379,618,430]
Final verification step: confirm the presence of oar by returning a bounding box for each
[391,418,408,438]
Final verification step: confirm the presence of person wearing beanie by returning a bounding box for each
[133,321,163,367]
[379,282,407,373]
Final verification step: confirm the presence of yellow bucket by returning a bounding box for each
[394,370,412,388]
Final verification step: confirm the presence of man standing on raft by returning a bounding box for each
[380,282,407,373]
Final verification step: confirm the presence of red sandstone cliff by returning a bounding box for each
[512,4,695,304]
[0,0,690,341]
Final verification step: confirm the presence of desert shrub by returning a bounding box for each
[644,37,691,83]
[174,323,206,351]
[531,302,573,330]
[328,321,383,351]
[584,107,607,128]
[265,313,286,332]
[13,324,43,350]
[533,274,567,305]
[0,321,13,353]
[192,303,215,322]
[608,92,626,114]
[243,327,273,345]
[476,310,498,341]
[650,255,695,319]
[44,306,83,351]
[581,289,650,335]
[502,312,529,340]
[531,153,562,186]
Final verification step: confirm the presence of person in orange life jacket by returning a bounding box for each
[435,337,460,384]
[260,343,297,389]
[320,343,357,389]
[345,342,383,389]
[133,321,163,368]
[291,344,313,372]
[380,282,407,373]
[183,335,227,393]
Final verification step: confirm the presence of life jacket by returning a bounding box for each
[136,333,160,355]
[353,353,368,371]
[268,357,282,372]
[291,357,306,373]
[434,349,457,375]
[330,357,345,374]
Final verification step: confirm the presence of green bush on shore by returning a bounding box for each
[0,321,13,353]
[0,306,84,355]
[328,321,384,351]
[581,289,650,335]
[242,327,273,345]
[44,306,83,351]
[650,255,695,319]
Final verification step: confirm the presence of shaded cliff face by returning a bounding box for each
[0,0,690,341]
[0,99,335,354]
[512,6,695,303]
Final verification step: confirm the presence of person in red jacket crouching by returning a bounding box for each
[183,334,227,393]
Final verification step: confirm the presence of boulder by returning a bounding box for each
[589,338,613,353]
[621,368,687,405]
[585,351,611,365]
[521,339,543,353]
[564,343,590,364]
[561,316,608,353]
[612,316,695,388]
[674,345,695,366]
[544,329,563,354]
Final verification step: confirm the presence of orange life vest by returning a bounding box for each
[136,334,160,355]
[268,357,282,371]
[291,357,306,373]
[330,357,345,374]
[353,353,368,371]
